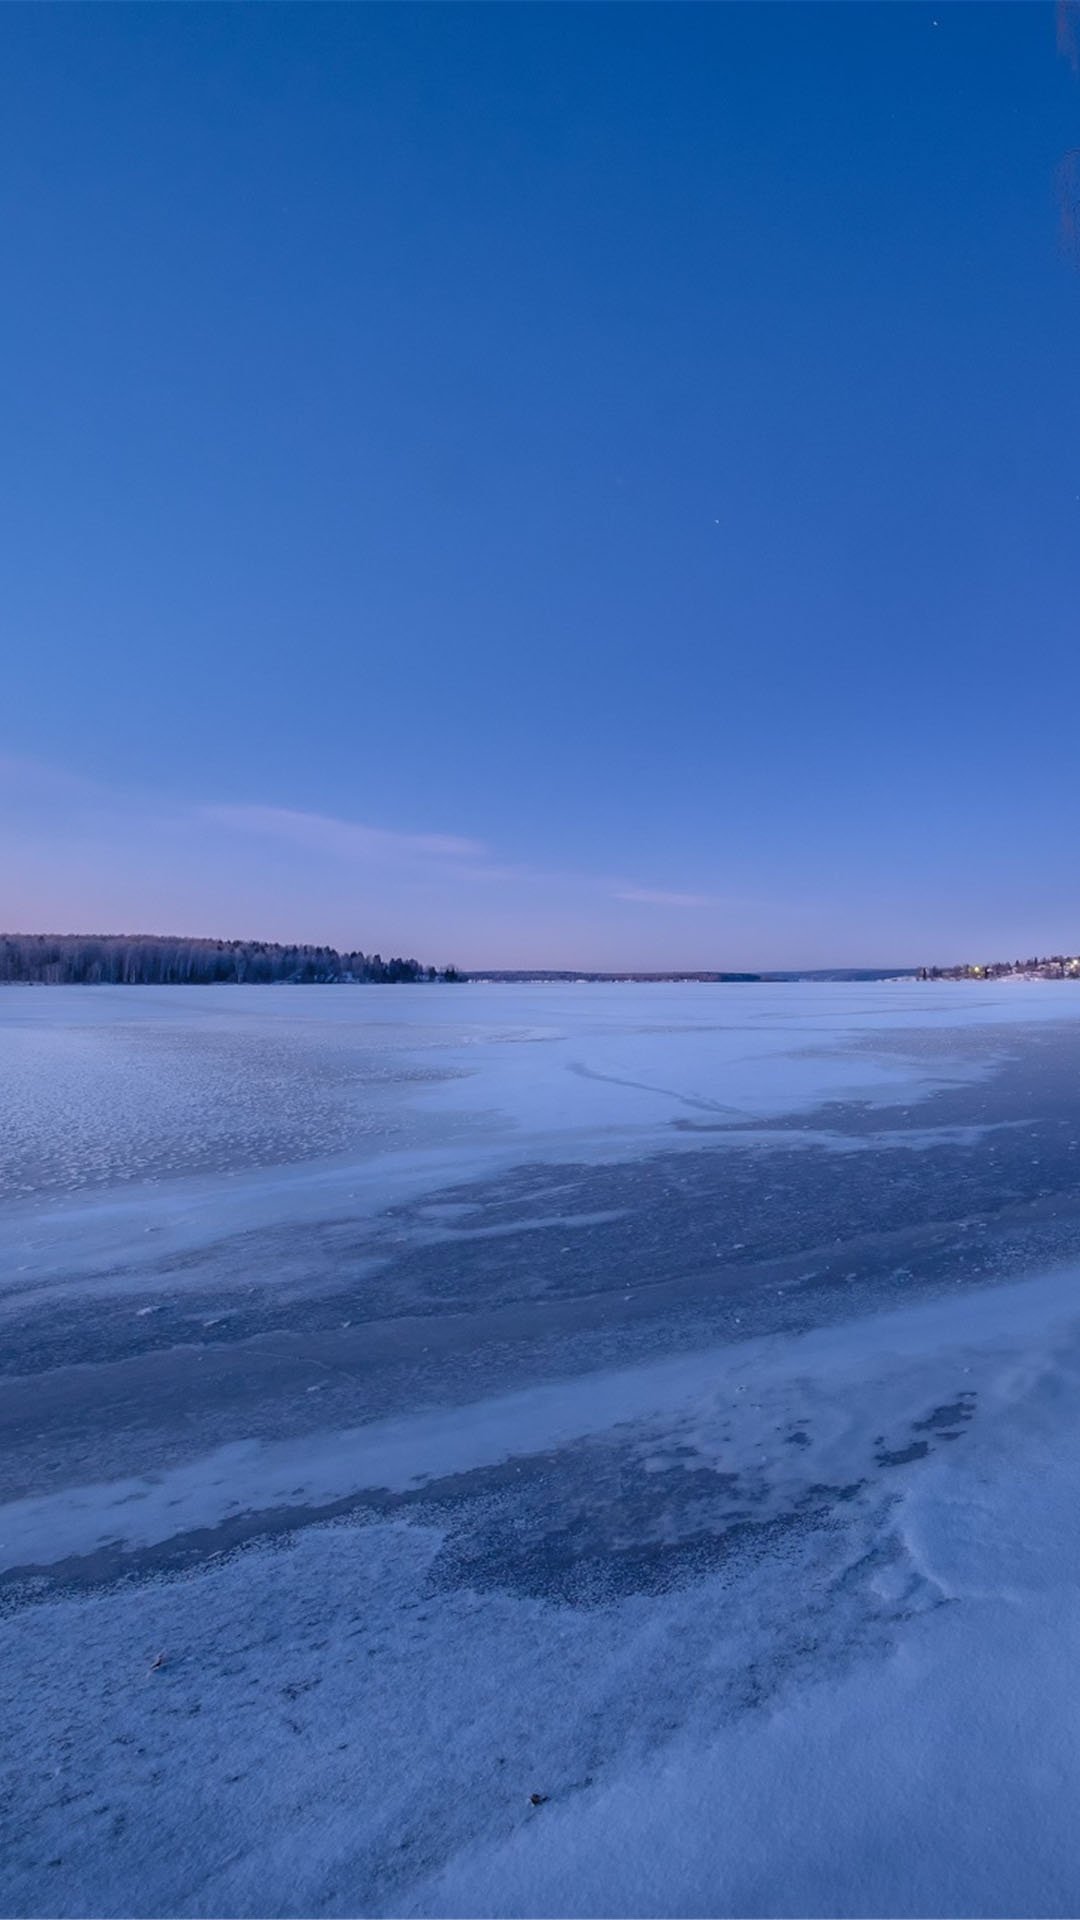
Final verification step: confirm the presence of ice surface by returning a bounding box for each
[7,982,1080,1915]
[0,977,1071,1303]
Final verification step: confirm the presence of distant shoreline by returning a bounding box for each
[1,934,919,989]
[464,969,916,984]
[919,957,1080,982]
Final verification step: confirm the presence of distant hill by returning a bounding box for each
[759,969,918,982]
[467,969,765,984]
[0,934,462,986]
[468,968,916,984]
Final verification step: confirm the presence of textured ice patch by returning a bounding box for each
[1,978,1068,1299]
[6,1260,1080,1582]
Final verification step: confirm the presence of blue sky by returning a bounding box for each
[3,3,1079,968]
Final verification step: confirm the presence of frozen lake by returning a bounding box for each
[7,980,1080,1915]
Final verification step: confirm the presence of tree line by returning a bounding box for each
[0,935,466,986]
[920,955,1080,980]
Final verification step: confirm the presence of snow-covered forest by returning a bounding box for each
[0,934,457,985]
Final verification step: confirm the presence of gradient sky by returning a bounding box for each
[4,2,1079,969]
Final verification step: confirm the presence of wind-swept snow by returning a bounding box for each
[6,982,1080,1915]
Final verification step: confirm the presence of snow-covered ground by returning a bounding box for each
[6,982,1080,1915]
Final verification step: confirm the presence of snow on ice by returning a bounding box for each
[5,982,1080,1915]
